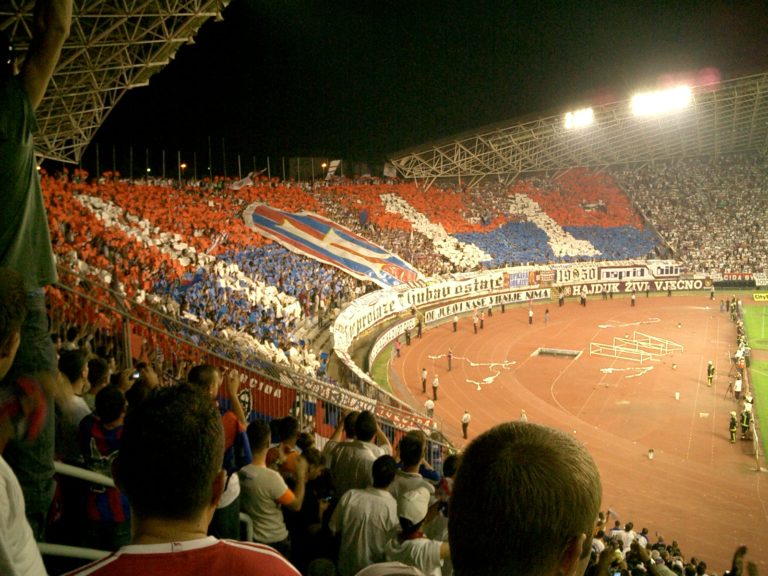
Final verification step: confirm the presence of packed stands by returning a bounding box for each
[18,158,767,574]
[613,155,768,275]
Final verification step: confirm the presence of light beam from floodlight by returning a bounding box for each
[630,86,692,117]
[564,107,594,129]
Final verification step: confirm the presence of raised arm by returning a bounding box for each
[224,370,247,426]
[21,0,73,110]
[374,419,392,454]
[328,409,348,443]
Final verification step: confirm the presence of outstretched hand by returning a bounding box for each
[596,542,620,576]
[224,370,241,398]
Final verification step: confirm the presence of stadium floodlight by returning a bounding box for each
[564,107,594,129]
[630,85,692,117]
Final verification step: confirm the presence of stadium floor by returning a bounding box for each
[391,293,768,572]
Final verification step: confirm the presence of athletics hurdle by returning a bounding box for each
[590,342,653,363]
[634,331,684,354]
[612,337,664,360]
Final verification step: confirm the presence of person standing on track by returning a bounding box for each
[740,408,751,440]
[461,411,471,439]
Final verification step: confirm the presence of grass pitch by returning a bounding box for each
[742,303,768,459]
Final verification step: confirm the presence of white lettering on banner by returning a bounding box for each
[625,281,650,292]
[554,265,599,284]
[652,279,705,291]
[367,289,551,371]
[290,372,376,413]
[569,280,708,295]
[222,366,285,400]
[722,272,754,281]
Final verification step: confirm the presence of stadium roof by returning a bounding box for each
[1,0,229,164]
[389,72,768,188]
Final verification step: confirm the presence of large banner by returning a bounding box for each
[244,203,421,287]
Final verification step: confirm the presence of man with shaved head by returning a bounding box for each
[449,422,602,576]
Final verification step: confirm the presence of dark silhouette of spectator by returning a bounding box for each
[67,384,300,574]
[0,267,47,574]
[0,0,72,537]
[84,356,110,411]
[187,364,251,540]
[77,386,130,550]
[449,422,602,576]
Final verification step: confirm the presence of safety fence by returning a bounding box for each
[51,267,453,458]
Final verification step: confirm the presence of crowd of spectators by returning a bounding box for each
[2,264,756,575]
[41,349,750,575]
[42,171,371,377]
[587,515,721,576]
[612,154,768,275]
[40,158,768,386]
[35,156,768,410]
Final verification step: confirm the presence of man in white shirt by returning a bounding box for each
[330,411,392,497]
[461,411,471,439]
[322,410,358,471]
[389,433,435,501]
[385,487,449,576]
[329,455,400,576]
[614,522,635,554]
[240,419,307,561]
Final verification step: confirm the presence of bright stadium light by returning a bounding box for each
[630,85,692,117]
[564,107,594,129]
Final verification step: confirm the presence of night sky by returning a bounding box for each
[84,0,768,175]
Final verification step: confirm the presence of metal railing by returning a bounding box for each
[52,266,454,458]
